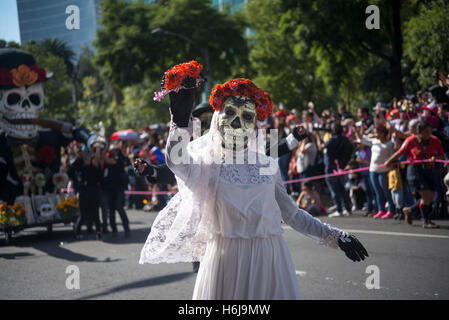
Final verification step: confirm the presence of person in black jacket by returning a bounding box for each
[101,143,131,237]
[69,146,103,240]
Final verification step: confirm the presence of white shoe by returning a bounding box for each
[328,205,337,213]
[343,210,351,216]
[328,212,343,218]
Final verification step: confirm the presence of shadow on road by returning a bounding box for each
[77,272,194,300]
[2,229,120,263]
[0,252,34,259]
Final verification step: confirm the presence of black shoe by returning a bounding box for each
[74,234,83,240]
[96,232,102,240]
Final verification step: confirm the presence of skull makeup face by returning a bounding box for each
[0,82,44,139]
[218,96,257,150]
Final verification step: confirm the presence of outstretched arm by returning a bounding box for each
[274,169,368,261]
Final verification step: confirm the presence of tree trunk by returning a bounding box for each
[387,0,404,98]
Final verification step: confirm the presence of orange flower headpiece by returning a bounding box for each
[154,60,205,101]
[209,79,273,121]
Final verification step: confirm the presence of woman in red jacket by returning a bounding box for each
[385,121,445,228]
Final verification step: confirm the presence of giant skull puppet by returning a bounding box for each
[0,82,44,139]
[0,50,48,139]
[0,49,93,226]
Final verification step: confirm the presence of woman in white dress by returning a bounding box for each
[136,62,368,300]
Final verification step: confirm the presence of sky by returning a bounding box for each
[0,0,21,43]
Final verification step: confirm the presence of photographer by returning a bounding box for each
[68,144,103,240]
[101,143,131,237]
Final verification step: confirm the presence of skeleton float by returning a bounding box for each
[0,49,96,244]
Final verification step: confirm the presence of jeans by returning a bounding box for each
[362,172,377,213]
[278,153,292,186]
[370,171,395,213]
[105,188,130,232]
[325,176,352,213]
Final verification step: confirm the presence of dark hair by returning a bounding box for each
[417,121,432,133]
[303,181,313,189]
[375,124,388,136]
[331,123,343,136]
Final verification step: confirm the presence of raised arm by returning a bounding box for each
[164,88,196,181]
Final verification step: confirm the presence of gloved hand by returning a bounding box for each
[169,88,196,127]
[133,158,154,177]
[338,234,369,262]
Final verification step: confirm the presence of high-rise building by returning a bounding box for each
[17,0,101,59]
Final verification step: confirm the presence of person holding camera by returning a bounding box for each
[69,145,103,240]
[101,143,131,237]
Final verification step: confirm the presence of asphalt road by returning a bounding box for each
[1,208,448,300]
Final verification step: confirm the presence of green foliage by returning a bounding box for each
[404,0,449,88]
[246,0,336,111]
[94,0,249,88]
[118,80,171,131]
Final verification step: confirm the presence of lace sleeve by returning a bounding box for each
[274,169,346,248]
[165,120,194,181]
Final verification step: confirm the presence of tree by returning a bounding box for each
[94,0,249,90]
[246,0,337,111]
[404,0,449,88]
[280,0,409,99]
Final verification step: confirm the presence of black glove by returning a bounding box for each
[169,88,196,127]
[338,234,369,262]
[133,158,154,177]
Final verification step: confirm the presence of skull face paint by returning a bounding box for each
[218,96,257,150]
[0,82,43,139]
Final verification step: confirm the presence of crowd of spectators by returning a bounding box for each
[59,72,449,234]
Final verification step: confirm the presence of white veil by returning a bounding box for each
[139,111,270,264]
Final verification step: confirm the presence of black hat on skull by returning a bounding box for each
[0,49,52,90]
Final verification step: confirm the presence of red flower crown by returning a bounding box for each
[164,60,202,90]
[209,78,273,121]
[154,60,204,101]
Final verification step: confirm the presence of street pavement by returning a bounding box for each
[1,208,448,300]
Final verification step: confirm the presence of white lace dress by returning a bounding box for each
[163,125,345,300]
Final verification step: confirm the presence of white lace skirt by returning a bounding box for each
[192,233,301,300]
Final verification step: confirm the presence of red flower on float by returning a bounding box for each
[209,78,274,121]
[37,146,57,164]
[29,65,47,82]
[0,68,12,85]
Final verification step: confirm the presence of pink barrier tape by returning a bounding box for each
[60,159,448,193]
[284,159,449,185]
[60,188,177,195]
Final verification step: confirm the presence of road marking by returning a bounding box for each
[284,226,449,239]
